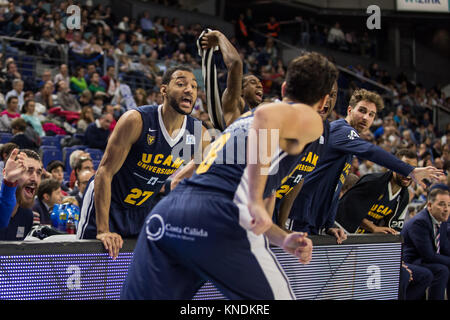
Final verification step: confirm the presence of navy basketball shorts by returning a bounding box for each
[120,185,295,300]
[76,179,156,239]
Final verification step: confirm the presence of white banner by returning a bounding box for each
[397,0,449,12]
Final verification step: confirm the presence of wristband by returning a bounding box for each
[3,179,18,188]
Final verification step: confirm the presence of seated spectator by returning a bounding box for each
[73,155,95,189]
[84,112,113,151]
[70,66,88,95]
[46,160,69,195]
[0,142,18,182]
[5,79,25,111]
[9,118,39,152]
[0,149,43,240]
[54,64,70,88]
[21,100,45,137]
[69,31,89,56]
[101,65,119,97]
[84,35,104,56]
[77,106,95,133]
[32,178,63,226]
[67,150,90,189]
[4,61,21,92]
[140,11,154,36]
[6,13,22,38]
[35,69,53,92]
[88,72,106,95]
[401,186,450,300]
[102,104,119,131]
[69,169,94,211]
[56,80,81,112]
[0,96,21,132]
[92,94,105,118]
[134,88,147,107]
[79,89,93,109]
[34,80,55,110]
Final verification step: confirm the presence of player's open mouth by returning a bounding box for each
[255,91,263,102]
[319,106,329,115]
[181,97,192,108]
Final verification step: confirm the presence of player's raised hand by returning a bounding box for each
[409,166,444,188]
[282,232,313,264]
[97,232,123,260]
[3,148,27,183]
[200,30,222,49]
[248,202,273,235]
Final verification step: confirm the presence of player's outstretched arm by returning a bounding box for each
[201,30,244,126]
[94,110,142,259]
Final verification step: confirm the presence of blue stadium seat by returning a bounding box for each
[93,159,101,170]
[0,133,13,144]
[41,148,63,168]
[41,136,61,149]
[85,148,104,161]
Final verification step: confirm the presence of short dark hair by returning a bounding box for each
[284,52,339,105]
[7,95,18,105]
[427,187,449,204]
[37,178,61,201]
[0,142,18,160]
[161,65,194,85]
[396,148,417,160]
[75,156,92,173]
[19,149,41,162]
[47,160,64,173]
[11,118,27,132]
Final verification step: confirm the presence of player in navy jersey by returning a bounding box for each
[120,52,338,300]
[286,89,444,242]
[273,81,338,227]
[76,66,210,259]
[199,30,264,129]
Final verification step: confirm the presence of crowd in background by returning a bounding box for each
[0,0,448,226]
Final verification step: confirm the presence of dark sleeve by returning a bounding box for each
[0,182,17,228]
[331,124,414,177]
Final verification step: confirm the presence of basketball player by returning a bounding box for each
[200,30,264,128]
[285,89,443,243]
[274,81,338,226]
[120,52,338,299]
[76,66,210,259]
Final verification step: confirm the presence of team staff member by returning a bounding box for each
[402,186,450,300]
[286,89,443,242]
[121,52,337,300]
[77,66,209,259]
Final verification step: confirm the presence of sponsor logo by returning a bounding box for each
[146,214,208,242]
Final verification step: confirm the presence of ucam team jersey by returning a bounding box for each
[112,104,202,210]
[185,109,304,205]
[288,118,414,234]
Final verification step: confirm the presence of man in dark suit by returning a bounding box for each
[401,185,450,300]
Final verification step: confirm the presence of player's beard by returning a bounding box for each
[393,173,412,188]
[168,94,191,115]
[16,185,34,209]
